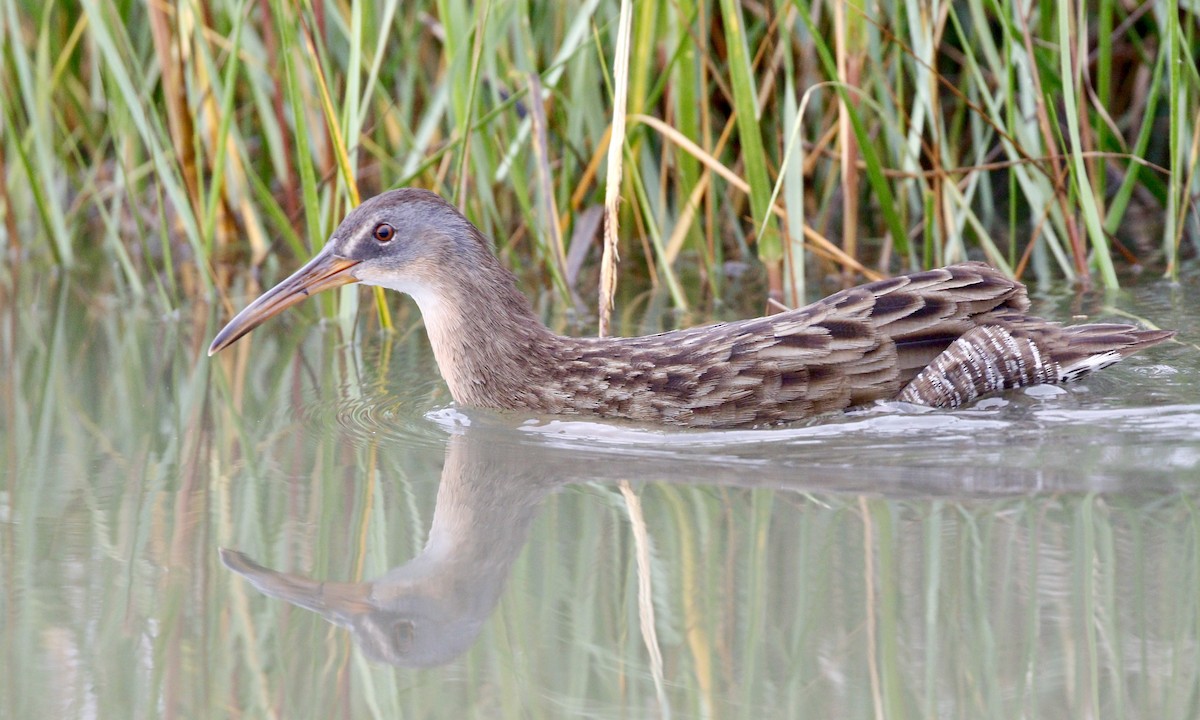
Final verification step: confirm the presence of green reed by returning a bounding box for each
[1,0,1196,318]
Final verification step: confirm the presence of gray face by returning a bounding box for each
[330,188,488,276]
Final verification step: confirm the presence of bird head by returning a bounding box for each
[208,189,485,355]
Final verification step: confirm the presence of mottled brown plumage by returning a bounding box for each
[209,189,1174,428]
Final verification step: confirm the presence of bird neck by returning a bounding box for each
[395,260,566,410]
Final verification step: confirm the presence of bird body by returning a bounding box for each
[210,189,1173,428]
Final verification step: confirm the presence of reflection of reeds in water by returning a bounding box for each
[4,0,1192,321]
[4,278,1199,718]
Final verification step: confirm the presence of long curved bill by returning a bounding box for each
[208,245,360,356]
[219,548,373,624]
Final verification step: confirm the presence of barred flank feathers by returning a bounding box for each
[897,320,1175,409]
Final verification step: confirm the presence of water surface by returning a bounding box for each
[3,267,1199,718]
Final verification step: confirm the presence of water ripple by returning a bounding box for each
[299,377,452,450]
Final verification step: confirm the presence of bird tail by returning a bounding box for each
[1051,324,1175,383]
[896,317,1174,408]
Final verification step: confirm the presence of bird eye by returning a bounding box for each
[373,223,395,243]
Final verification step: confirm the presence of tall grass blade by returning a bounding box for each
[718,0,779,266]
[1058,0,1118,287]
[599,0,633,338]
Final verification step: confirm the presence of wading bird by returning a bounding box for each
[210,189,1173,428]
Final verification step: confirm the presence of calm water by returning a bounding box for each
[3,267,1199,719]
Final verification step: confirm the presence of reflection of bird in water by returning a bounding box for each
[221,417,1189,669]
[209,189,1172,428]
[221,433,552,668]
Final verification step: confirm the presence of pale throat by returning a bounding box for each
[354,269,448,323]
[352,266,541,403]
[353,268,458,353]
